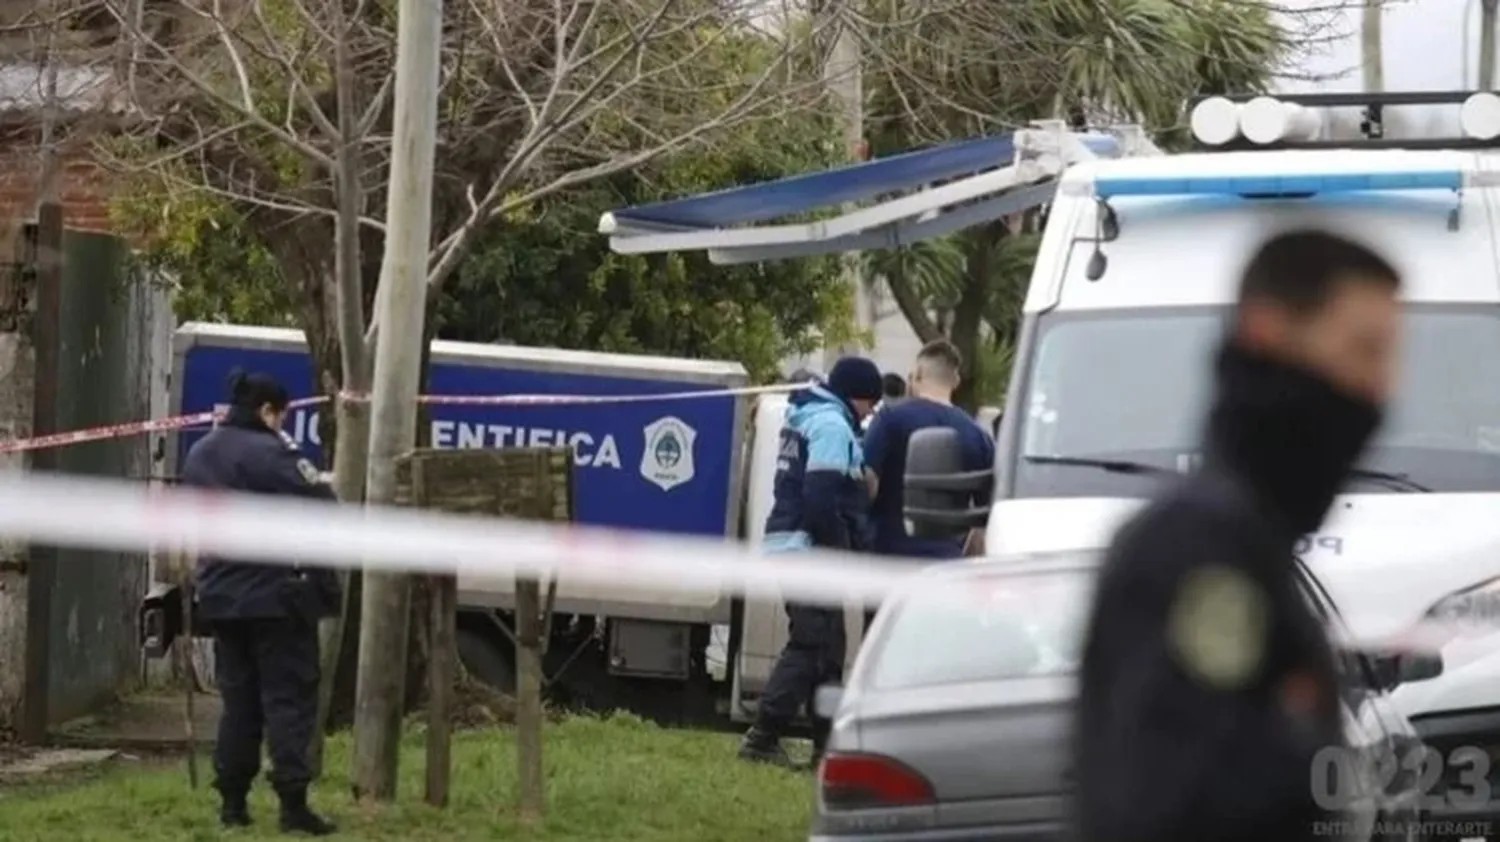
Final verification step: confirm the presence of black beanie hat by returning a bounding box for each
[828,356,884,402]
[227,368,291,411]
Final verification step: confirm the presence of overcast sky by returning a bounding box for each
[1277,0,1480,137]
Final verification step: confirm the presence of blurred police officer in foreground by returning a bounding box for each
[739,356,884,767]
[183,370,340,835]
[1074,230,1401,842]
[863,339,994,561]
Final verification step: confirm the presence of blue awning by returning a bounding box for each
[606,135,1019,231]
[598,128,1149,261]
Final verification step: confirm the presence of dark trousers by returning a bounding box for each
[757,604,848,750]
[212,617,321,797]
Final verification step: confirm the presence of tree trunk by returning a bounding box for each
[404,576,432,711]
[514,576,545,824]
[311,0,375,769]
[401,323,439,714]
[309,393,369,773]
[882,260,943,344]
[952,224,1003,412]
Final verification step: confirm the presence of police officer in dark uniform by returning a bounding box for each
[739,356,884,767]
[182,370,340,835]
[1073,230,1402,842]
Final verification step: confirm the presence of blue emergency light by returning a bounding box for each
[1091,170,1466,200]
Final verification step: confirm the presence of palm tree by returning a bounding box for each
[859,0,1288,409]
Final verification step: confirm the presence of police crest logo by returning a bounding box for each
[640,416,697,491]
[1167,564,1269,689]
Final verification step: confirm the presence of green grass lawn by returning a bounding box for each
[1,714,815,841]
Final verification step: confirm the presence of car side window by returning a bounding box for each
[1294,561,1381,696]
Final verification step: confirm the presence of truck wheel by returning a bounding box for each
[456,627,516,694]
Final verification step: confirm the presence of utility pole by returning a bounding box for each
[821,2,866,371]
[1482,0,1498,91]
[1361,0,1384,94]
[350,0,443,802]
[817,1,875,670]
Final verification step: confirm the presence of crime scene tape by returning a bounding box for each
[0,382,807,456]
[0,397,328,456]
[0,470,916,610]
[0,470,1497,655]
[359,382,807,407]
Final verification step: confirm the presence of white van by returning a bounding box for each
[967,135,1500,832]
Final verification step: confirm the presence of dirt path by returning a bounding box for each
[0,693,218,794]
[54,692,222,750]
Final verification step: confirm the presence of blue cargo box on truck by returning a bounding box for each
[167,322,752,627]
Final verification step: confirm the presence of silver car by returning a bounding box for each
[808,551,1434,842]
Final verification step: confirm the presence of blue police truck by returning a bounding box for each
[166,322,755,724]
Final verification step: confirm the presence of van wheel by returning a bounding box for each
[456,627,516,694]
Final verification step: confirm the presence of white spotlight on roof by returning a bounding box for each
[1461,92,1500,141]
[1239,96,1321,145]
[1189,97,1241,146]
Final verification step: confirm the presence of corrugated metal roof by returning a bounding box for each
[0,63,119,113]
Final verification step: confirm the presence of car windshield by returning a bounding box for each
[867,568,1092,690]
[1012,305,1500,497]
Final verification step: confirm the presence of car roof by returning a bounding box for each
[915,550,1101,584]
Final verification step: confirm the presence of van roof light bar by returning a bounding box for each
[1081,169,1500,201]
[1184,90,1500,151]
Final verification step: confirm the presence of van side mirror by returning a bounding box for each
[1396,652,1443,685]
[1365,650,1443,690]
[903,427,993,539]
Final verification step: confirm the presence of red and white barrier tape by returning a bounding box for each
[0,470,911,609]
[0,383,804,456]
[407,382,801,407]
[0,397,327,455]
[0,469,1492,647]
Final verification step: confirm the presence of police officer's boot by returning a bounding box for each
[219,790,252,828]
[277,789,336,836]
[738,724,792,767]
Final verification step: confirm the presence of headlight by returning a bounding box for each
[1425,577,1500,631]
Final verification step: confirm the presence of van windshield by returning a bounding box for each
[1012,304,1500,497]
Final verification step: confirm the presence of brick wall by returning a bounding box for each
[0,147,113,234]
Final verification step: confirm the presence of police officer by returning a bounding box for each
[1073,230,1401,842]
[183,370,340,835]
[739,356,884,767]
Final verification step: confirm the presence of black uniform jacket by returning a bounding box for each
[181,408,341,623]
[1072,345,1380,842]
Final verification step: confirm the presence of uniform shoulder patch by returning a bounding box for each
[1166,563,1269,690]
